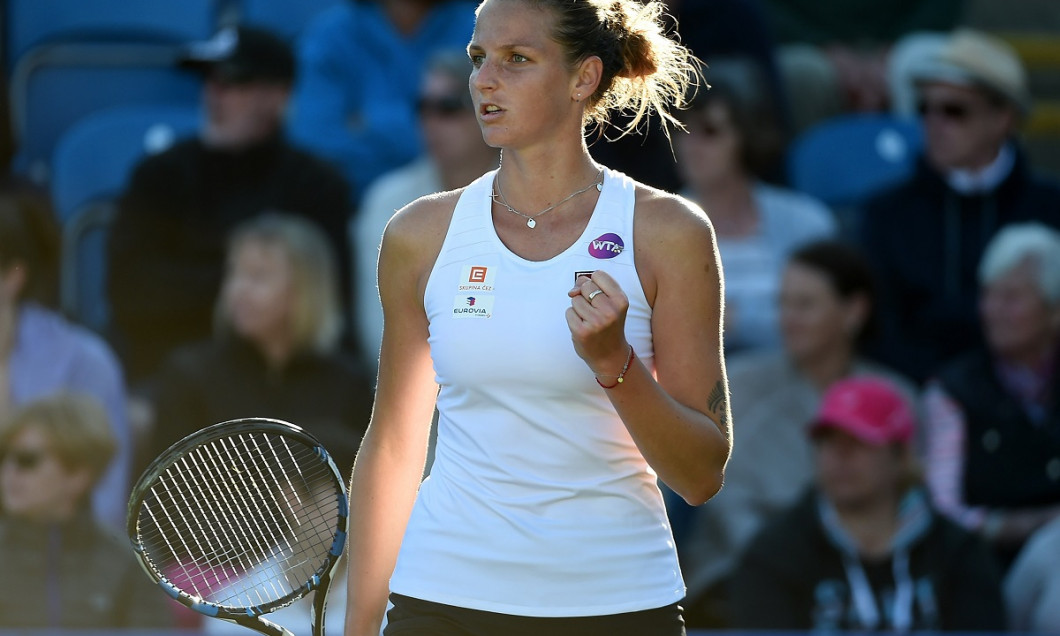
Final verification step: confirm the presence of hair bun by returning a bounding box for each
[544,0,701,140]
[603,0,657,79]
[618,29,657,79]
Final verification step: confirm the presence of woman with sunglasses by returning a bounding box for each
[344,1,732,634]
[0,393,173,628]
[674,56,836,355]
[0,192,130,531]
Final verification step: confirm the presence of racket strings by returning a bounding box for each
[135,431,342,611]
[181,444,289,598]
[145,442,336,605]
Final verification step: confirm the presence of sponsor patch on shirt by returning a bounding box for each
[452,294,494,319]
[458,265,496,292]
[588,233,624,259]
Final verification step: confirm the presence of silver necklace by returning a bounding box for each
[491,171,604,229]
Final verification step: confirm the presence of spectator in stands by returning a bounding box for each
[680,240,915,627]
[0,393,173,629]
[150,213,372,477]
[861,29,1060,384]
[1005,514,1060,633]
[106,25,354,391]
[287,0,477,197]
[923,222,1060,568]
[0,192,130,530]
[676,58,835,352]
[761,0,966,133]
[353,50,498,368]
[729,377,1005,631]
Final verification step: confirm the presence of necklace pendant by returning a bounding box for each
[596,182,603,192]
[526,218,537,229]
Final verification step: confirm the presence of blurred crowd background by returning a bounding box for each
[1,0,1059,633]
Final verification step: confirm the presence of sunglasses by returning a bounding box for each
[916,99,976,122]
[1,448,47,471]
[416,95,469,118]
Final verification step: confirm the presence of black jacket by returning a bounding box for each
[859,148,1060,384]
[728,489,1006,631]
[149,336,372,477]
[106,134,354,385]
[0,510,174,628]
[937,347,1060,510]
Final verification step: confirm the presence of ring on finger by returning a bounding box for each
[587,289,604,302]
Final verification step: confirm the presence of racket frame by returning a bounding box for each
[127,417,348,636]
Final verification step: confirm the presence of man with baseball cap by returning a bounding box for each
[859,29,1060,385]
[106,25,357,391]
[728,377,1004,631]
[179,25,296,83]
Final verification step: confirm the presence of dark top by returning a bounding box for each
[859,148,1060,384]
[728,489,1006,631]
[106,133,354,386]
[0,510,174,628]
[150,336,372,477]
[936,348,1060,509]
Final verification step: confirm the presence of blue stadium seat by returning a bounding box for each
[787,114,923,235]
[5,0,218,71]
[10,42,202,184]
[50,103,201,331]
[236,0,345,41]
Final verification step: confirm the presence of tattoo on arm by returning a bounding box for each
[707,380,729,428]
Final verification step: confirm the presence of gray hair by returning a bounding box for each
[978,222,1060,304]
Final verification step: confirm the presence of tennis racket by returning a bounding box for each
[127,417,348,636]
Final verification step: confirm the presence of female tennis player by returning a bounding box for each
[346,0,732,633]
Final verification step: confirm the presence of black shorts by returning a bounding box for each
[383,593,686,636]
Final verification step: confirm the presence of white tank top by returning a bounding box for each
[389,168,683,617]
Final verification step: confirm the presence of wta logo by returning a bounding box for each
[588,233,624,259]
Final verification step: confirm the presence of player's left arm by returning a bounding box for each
[567,188,731,505]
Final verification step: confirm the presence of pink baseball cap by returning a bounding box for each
[809,377,916,445]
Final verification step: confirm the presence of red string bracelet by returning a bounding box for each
[595,345,635,389]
